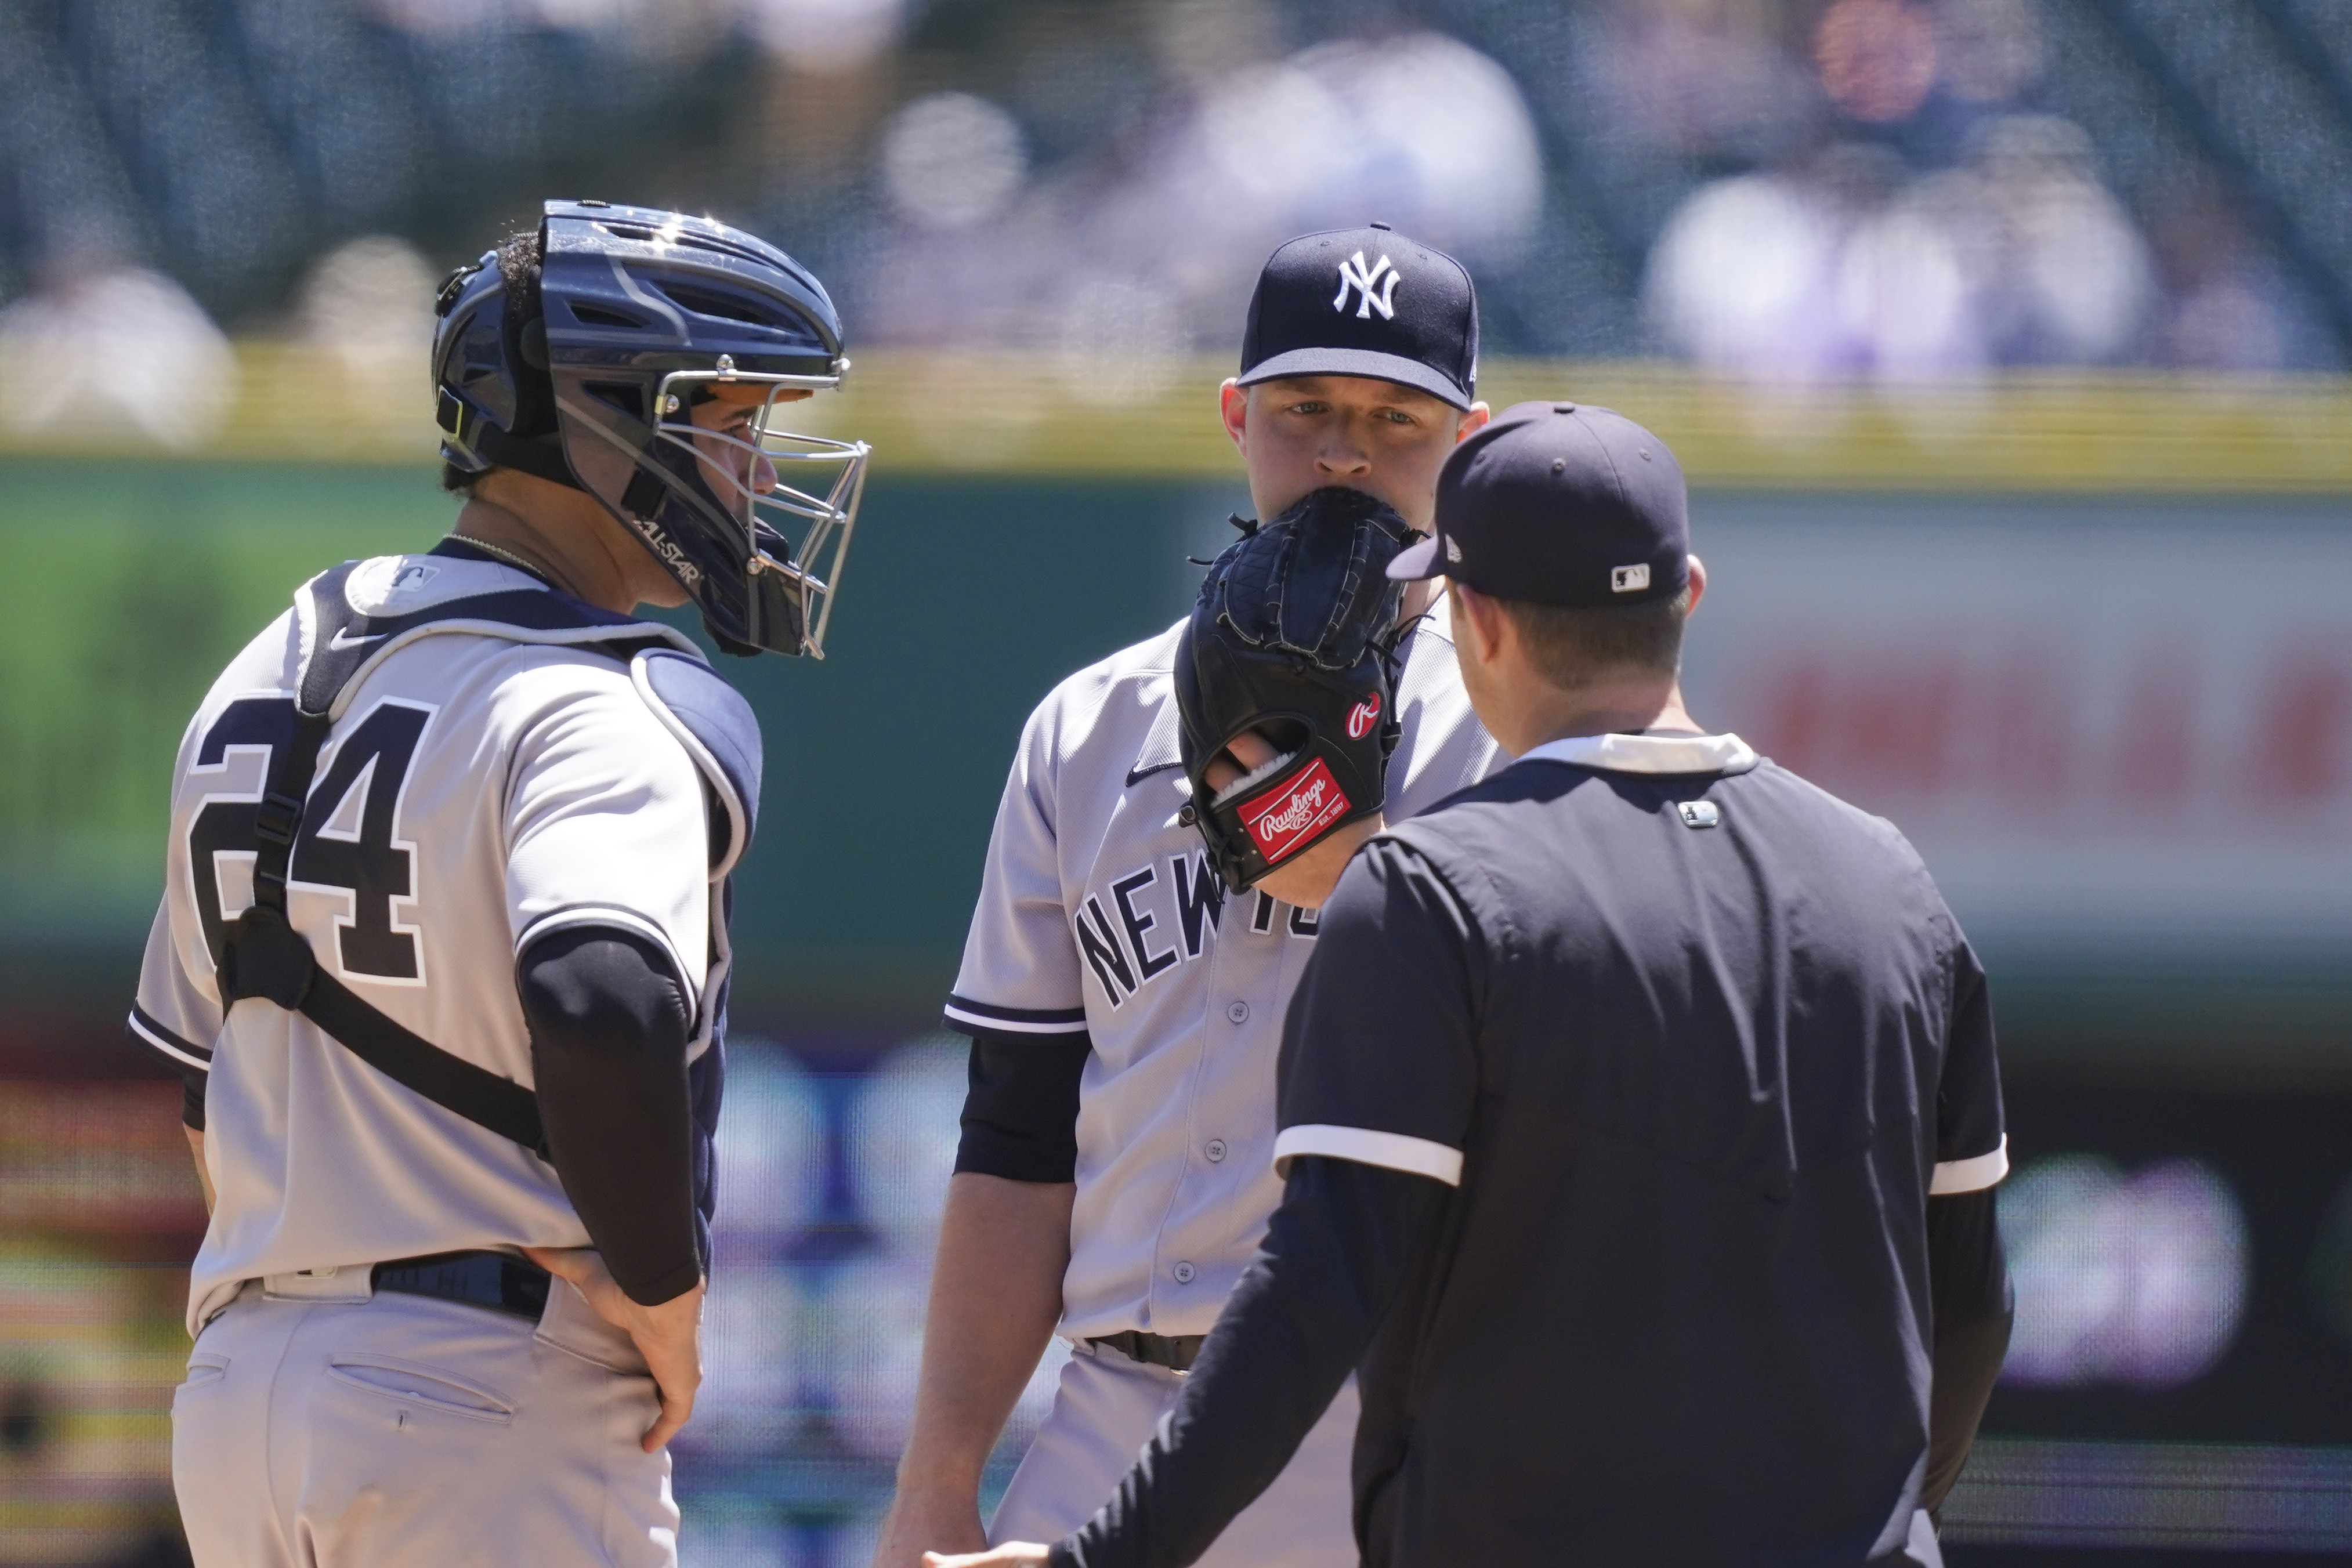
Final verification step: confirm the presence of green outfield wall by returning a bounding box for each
[6,457,2348,1071]
[0,458,1248,1042]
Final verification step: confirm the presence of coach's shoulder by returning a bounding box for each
[1731,756,1942,883]
[1737,755,1909,836]
[1363,787,1505,891]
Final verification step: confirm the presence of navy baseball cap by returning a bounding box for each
[1237,224,1478,410]
[1390,402,1691,606]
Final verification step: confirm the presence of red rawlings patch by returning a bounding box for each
[1345,691,1382,740]
[1238,757,1352,865]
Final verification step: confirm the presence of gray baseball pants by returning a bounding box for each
[171,1268,678,1567]
[989,1338,1360,1567]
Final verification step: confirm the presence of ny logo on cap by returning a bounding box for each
[1334,252,1399,320]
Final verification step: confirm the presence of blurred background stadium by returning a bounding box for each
[3,0,2351,1562]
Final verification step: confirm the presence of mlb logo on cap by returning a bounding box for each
[1390,402,1692,607]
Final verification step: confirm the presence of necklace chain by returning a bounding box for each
[448,534,558,585]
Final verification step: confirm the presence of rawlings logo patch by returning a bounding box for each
[1239,758,1351,865]
[1345,691,1382,739]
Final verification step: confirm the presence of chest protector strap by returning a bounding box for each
[215,561,711,1157]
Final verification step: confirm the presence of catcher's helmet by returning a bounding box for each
[432,200,869,657]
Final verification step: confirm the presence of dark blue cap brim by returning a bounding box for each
[1237,347,1472,411]
[1388,533,1445,581]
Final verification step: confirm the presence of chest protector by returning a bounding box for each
[214,560,759,1227]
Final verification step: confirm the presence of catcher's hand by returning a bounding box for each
[1175,486,1413,892]
[524,1246,704,1453]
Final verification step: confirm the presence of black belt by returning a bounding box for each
[1087,1330,1206,1372]
[371,1250,551,1323]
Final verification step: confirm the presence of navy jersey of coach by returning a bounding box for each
[1280,744,2003,1562]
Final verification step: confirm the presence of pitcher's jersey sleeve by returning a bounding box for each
[1930,935,2007,1194]
[945,701,1087,1038]
[1273,834,1488,1186]
[504,663,711,1001]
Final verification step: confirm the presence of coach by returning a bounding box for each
[929,402,2015,1568]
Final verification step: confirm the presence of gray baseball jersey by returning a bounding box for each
[947,595,1499,1340]
[130,553,726,1335]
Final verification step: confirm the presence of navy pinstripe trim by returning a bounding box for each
[127,1005,212,1071]
[942,994,1089,1037]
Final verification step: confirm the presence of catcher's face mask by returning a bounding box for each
[517,199,871,658]
[555,363,868,658]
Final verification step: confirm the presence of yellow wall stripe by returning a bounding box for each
[10,346,2352,491]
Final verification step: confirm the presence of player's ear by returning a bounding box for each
[1685,554,1707,616]
[1219,379,1250,455]
[1455,401,1492,443]
[1450,581,1504,667]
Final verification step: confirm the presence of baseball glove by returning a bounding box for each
[1175,486,1415,892]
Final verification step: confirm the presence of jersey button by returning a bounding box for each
[1204,1139,1228,1163]
[1225,1001,1250,1024]
[1172,1261,1197,1284]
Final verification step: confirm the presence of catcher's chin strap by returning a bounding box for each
[215,566,551,1155]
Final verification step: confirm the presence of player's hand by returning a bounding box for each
[870,1484,987,1568]
[922,1546,1051,1568]
[1202,726,1280,798]
[524,1245,705,1453]
[1206,730,1380,911]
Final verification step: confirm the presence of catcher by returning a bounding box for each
[132,201,867,1565]
[870,224,1498,1568]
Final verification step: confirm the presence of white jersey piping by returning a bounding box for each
[1514,731,1758,776]
[1274,1124,1465,1186]
[1930,1136,2009,1195]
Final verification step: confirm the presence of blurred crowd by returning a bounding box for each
[1623,0,2312,384]
[2,0,2347,448]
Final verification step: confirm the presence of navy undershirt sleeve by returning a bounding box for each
[519,924,700,1306]
[1051,1156,1450,1568]
[1924,1187,2013,1512]
[125,1009,213,1131]
[954,1031,1090,1183]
